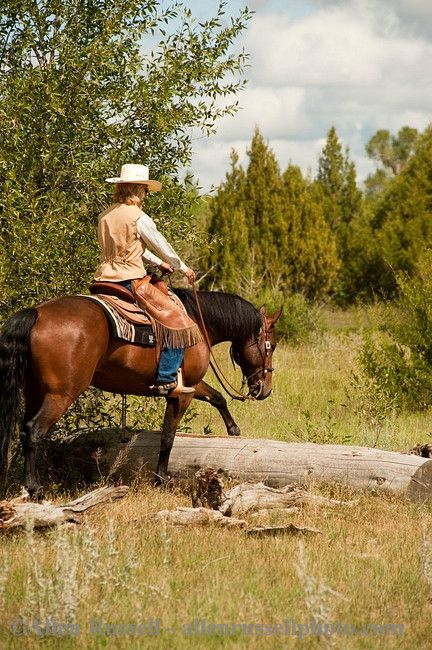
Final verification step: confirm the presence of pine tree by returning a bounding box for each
[244,128,285,284]
[282,165,339,299]
[315,127,365,302]
[206,150,250,292]
[316,126,345,231]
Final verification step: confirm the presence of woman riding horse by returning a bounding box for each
[0,164,281,497]
[95,163,200,396]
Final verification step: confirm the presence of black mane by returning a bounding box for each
[174,289,262,342]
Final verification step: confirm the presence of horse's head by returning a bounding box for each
[232,306,282,400]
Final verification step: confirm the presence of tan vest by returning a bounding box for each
[94,203,146,281]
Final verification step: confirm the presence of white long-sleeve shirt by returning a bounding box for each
[137,213,188,274]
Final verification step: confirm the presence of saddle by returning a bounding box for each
[88,279,202,349]
[89,282,151,326]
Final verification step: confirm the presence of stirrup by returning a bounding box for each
[149,369,195,396]
[149,382,195,396]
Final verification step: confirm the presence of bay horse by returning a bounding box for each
[0,289,281,496]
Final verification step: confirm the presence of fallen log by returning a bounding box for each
[0,485,129,531]
[151,507,247,529]
[45,429,432,503]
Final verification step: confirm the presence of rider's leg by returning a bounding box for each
[157,347,184,384]
[151,346,194,396]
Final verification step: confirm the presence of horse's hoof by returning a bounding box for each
[228,426,241,437]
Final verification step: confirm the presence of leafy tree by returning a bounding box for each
[366,127,419,176]
[0,0,251,315]
[364,126,419,197]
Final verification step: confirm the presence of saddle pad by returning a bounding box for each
[81,295,156,346]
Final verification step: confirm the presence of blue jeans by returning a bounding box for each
[117,279,185,384]
[157,347,185,383]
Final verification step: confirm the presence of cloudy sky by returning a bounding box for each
[186,0,432,192]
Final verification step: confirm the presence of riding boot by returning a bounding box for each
[149,349,195,396]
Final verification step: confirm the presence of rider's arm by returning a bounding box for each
[142,247,163,267]
[136,213,188,274]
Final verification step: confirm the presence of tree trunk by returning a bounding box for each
[45,429,432,503]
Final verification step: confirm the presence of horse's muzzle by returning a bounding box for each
[248,381,272,400]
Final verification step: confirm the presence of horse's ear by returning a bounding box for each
[259,305,267,317]
[267,306,283,326]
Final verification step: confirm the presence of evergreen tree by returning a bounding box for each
[316,126,345,231]
[282,165,339,299]
[371,125,432,296]
[244,128,285,283]
[206,150,250,292]
[315,126,364,302]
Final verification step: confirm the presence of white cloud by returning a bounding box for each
[191,0,432,192]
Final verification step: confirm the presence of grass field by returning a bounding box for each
[2,307,432,649]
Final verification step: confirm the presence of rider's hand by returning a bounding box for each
[184,268,196,284]
[159,262,175,275]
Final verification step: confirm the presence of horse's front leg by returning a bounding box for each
[155,393,195,485]
[194,380,241,437]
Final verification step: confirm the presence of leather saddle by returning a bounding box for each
[88,278,178,328]
[89,281,151,326]
[90,281,135,303]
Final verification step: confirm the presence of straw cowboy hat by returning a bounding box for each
[106,164,162,192]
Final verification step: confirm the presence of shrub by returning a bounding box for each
[357,249,432,411]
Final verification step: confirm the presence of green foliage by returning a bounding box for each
[0,0,252,316]
[205,129,339,301]
[282,164,339,300]
[314,127,365,303]
[252,286,320,345]
[286,402,352,445]
[316,126,346,232]
[370,125,432,296]
[207,150,251,292]
[244,128,285,278]
[51,387,198,439]
[366,126,419,177]
[357,249,432,412]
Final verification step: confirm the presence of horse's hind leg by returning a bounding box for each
[21,393,74,498]
[194,380,241,437]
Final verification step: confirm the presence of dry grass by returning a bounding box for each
[2,314,432,649]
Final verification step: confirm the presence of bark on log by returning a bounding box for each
[45,429,432,503]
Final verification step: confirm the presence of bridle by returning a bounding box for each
[230,326,274,400]
[192,283,274,401]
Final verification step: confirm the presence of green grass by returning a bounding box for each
[2,310,432,649]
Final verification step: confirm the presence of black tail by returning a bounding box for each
[0,308,38,471]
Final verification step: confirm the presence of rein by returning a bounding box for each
[191,284,271,402]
